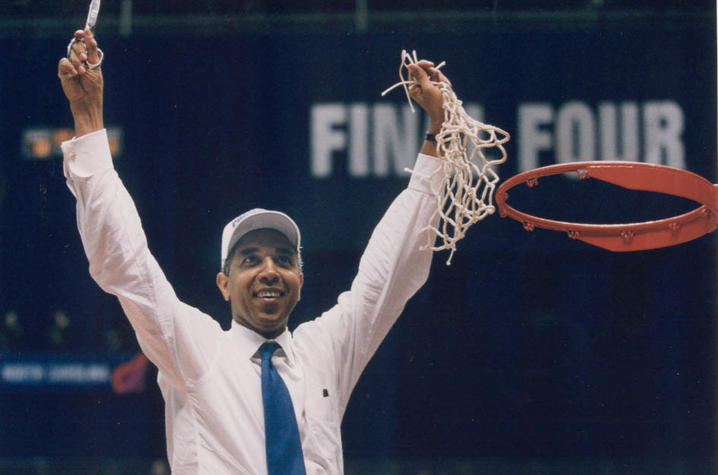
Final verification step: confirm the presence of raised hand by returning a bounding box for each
[58,28,104,136]
[407,60,450,134]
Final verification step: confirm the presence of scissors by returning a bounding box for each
[66,0,104,69]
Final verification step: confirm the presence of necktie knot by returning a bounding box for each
[259,341,280,362]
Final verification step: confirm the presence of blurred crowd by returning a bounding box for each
[0,307,135,354]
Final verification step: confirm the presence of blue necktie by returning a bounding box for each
[259,342,306,475]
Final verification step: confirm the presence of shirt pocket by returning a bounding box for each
[303,376,342,465]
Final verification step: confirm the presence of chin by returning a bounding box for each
[258,326,285,339]
[257,316,288,332]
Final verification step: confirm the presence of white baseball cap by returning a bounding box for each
[220,208,301,270]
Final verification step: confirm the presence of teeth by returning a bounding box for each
[257,289,282,298]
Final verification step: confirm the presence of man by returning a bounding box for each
[59,28,448,474]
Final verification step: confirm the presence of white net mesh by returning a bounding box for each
[381,50,511,264]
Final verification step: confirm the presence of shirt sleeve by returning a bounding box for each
[62,129,221,389]
[294,153,444,413]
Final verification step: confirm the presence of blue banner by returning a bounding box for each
[0,352,148,393]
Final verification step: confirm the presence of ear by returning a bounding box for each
[297,272,304,302]
[216,272,230,301]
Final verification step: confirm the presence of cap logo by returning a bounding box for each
[231,209,263,229]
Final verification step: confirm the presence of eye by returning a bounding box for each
[242,255,260,267]
[275,255,292,267]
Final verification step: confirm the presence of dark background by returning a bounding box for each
[0,1,715,473]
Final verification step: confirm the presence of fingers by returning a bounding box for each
[408,62,451,88]
[69,28,101,71]
[407,65,426,101]
[69,38,88,75]
[408,64,431,90]
[415,59,435,68]
[407,62,445,103]
[82,28,100,66]
[405,61,446,124]
[421,64,451,87]
[57,57,78,80]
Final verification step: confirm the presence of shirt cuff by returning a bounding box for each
[61,129,113,179]
[408,153,444,195]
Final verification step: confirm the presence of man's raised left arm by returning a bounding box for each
[294,60,449,406]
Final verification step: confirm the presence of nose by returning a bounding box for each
[258,257,279,284]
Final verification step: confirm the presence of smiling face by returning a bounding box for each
[216,229,303,338]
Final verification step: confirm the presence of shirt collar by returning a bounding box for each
[230,320,296,367]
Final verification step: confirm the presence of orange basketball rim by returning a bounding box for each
[495,161,718,252]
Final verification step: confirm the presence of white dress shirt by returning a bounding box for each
[62,129,443,474]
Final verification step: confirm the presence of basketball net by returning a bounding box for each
[382,50,511,264]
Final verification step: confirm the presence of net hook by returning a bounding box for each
[668,222,682,234]
[620,230,635,242]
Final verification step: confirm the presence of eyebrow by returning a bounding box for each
[239,247,296,256]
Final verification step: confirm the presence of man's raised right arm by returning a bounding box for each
[58,29,221,388]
